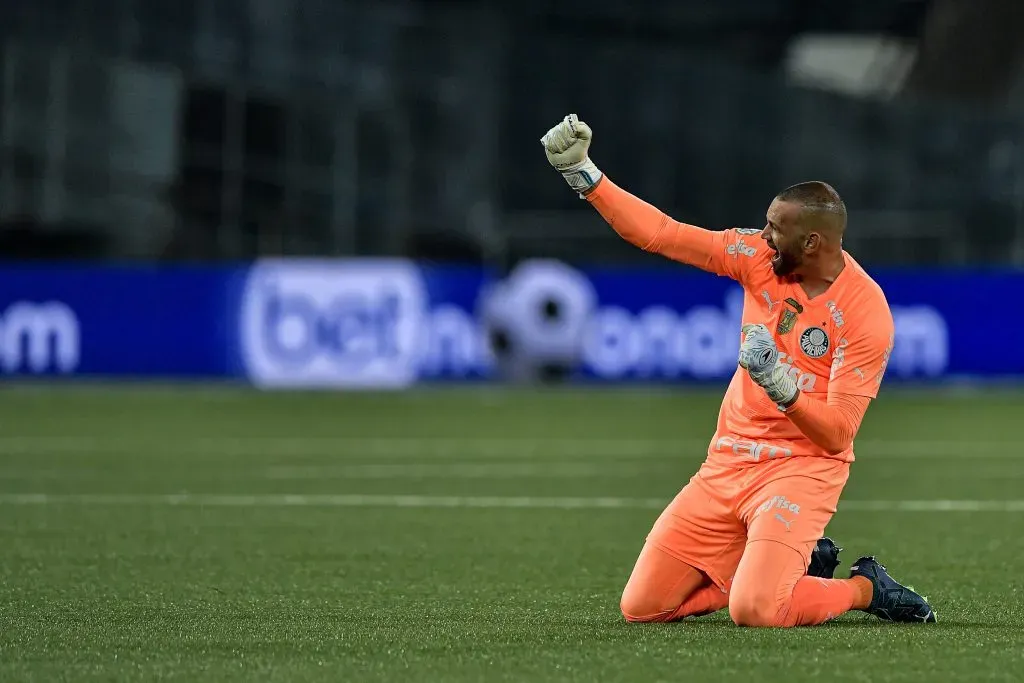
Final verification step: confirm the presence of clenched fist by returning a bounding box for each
[540,114,603,194]
[738,323,798,407]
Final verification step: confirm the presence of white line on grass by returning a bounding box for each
[0,436,1014,459]
[0,493,663,509]
[0,462,659,480]
[260,463,662,479]
[1,493,1023,512]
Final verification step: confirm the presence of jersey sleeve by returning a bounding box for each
[586,176,768,285]
[828,302,896,399]
[786,393,872,455]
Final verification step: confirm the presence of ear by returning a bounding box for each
[804,232,820,252]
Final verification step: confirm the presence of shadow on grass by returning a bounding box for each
[619,616,1020,630]
[819,620,1013,630]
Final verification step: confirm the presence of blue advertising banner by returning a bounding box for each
[0,259,1018,385]
[232,260,1024,385]
[0,265,245,377]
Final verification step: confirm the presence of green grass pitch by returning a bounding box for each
[2,384,1024,682]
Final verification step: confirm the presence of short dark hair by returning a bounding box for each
[775,181,846,233]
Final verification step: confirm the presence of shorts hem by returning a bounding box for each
[649,541,731,592]
[745,536,810,562]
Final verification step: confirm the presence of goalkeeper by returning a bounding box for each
[541,114,935,626]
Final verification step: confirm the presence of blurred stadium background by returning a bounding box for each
[3,2,1024,682]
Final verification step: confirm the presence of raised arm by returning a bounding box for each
[541,114,764,281]
[585,176,760,279]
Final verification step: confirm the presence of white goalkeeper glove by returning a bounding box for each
[540,114,603,195]
[738,324,798,408]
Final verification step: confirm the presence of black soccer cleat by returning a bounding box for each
[807,537,842,579]
[849,555,937,623]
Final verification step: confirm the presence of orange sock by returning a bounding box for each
[848,575,873,610]
[776,576,857,626]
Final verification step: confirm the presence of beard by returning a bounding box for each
[770,248,801,276]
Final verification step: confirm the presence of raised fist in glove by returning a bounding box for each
[540,114,603,194]
[738,324,798,407]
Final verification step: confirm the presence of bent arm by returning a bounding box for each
[784,393,870,455]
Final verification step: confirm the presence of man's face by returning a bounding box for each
[761,199,806,277]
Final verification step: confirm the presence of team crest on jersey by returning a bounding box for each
[799,326,830,358]
[777,309,798,334]
[735,228,761,235]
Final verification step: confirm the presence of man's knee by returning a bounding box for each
[619,543,708,623]
[728,538,810,627]
[728,582,780,627]
[619,584,673,623]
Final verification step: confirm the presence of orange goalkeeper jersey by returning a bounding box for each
[587,177,895,466]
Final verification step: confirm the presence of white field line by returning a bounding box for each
[0,436,1015,459]
[260,463,659,479]
[261,461,1024,480]
[3,460,1021,481]
[0,462,658,480]
[1,493,1024,512]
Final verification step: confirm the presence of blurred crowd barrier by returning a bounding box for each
[0,259,1015,387]
[1,1,1024,266]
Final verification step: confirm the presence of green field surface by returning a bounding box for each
[1,384,1023,682]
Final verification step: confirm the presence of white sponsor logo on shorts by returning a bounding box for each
[755,495,802,533]
[756,495,802,516]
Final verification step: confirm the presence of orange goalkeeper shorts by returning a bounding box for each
[644,456,850,590]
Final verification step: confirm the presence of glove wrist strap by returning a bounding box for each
[559,158,602,194]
